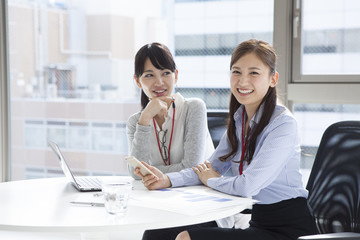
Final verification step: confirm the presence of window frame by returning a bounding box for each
[291,0,360,83]
[273,0,360,105]
[0,0,11,182]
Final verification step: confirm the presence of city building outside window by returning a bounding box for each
[5,0,360,185]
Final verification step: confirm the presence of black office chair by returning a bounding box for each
[207,110,228,148]
[298,121,360,240]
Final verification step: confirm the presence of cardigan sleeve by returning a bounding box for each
[126,112,152,179]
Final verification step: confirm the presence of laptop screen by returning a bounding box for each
[48,140,78,186]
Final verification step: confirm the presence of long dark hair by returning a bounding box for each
[220,39,278,164]
[134,43,177,109]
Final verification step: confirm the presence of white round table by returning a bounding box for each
[0,177,253,239]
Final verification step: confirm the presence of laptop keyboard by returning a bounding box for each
[76,177,102,189]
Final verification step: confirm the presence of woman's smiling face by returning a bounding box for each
[230,52,278,113]
[136,58,178,99]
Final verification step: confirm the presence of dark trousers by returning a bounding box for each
[189,197,318,240]
[142,221,217,240]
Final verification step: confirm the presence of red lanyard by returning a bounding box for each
[239,110,250,175]
[153,99,175,165]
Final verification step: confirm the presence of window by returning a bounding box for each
[4,0,359,185]
[174,0,274,108]
[6,0,274,180]
[293,103,360,184]
[290,0,360,185]
[292,0,360,81]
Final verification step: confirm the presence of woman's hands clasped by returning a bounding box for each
[192,161,220,187]
[135,162,172,190]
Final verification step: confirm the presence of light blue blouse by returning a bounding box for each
[167,103,308,204]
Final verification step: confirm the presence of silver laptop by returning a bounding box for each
[48,140,102,192]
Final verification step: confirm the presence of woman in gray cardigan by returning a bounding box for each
[126,42,214,179]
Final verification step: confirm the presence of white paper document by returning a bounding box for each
[129,185,254,216]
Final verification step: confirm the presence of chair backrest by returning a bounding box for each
[306,121,360,233]
[207,110,228,148]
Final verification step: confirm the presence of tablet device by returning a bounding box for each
[125,156,157,177]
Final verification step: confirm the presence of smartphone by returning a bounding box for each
[125,156,157,177]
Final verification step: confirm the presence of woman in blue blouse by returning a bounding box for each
[136,39,318,240]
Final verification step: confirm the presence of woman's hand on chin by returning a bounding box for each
[138,96,173,125]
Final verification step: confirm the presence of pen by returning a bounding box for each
[70,201,105,207]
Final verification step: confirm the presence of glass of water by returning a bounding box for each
[102,181,132,215]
